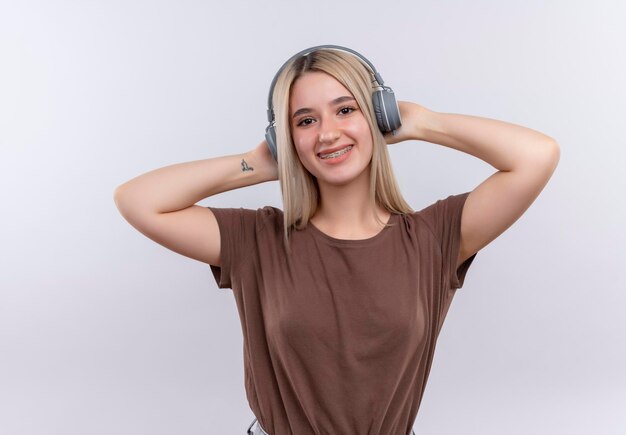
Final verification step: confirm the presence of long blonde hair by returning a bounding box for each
[272,48,414,254]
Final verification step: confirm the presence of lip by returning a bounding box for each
[317,144,354,164]
[317,144,353,156]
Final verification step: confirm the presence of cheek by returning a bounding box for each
[292,137,314,168]
[293,133,315,155]
[346,116,372,138]
[294,148,318,176]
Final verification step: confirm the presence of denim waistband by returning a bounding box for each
[246,417,416,434]
[247,418,270,435]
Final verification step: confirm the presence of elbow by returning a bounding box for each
[522,139,560,177]
[113,185,129,211]
[113,185,122,200]
[541,139,561,177]
[547,139,561,168]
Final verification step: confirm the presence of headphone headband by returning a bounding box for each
[266,44,385,124]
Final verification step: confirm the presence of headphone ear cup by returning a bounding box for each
[372,87,402,133]
[265,125,278,162]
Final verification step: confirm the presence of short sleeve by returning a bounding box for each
[206,207,257,289]
[416,191,477,290]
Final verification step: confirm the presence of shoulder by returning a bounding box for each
[406,192,471,238]
[258,205,283,216]
[413,192,470,223]
[415,192,470,215]
[256,205,283,223]
[255,206,284,232]
[208,205,283,231]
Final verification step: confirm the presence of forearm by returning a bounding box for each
[411,104,559,171]
[113,141,277,214]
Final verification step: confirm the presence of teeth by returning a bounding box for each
[320,145,353,159]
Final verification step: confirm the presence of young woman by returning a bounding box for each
[114,46,560,435]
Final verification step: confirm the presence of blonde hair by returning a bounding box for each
[272,48,414,254]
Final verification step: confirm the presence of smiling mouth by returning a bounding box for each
[318,145,354,159]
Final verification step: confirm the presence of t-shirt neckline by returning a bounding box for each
[307,213,397,246]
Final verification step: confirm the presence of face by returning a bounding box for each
[289,71,374,187]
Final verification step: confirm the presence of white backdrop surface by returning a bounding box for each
[1,1,624,434]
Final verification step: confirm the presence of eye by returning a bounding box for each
[297,117,314,127]
[339,106,356,115]
[296,106,357,127]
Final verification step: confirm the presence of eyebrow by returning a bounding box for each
[291,96,356,120]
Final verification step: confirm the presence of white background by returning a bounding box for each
[1,0,624,434]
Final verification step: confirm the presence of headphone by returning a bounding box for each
[264,44,402,162]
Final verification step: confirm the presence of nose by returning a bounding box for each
[318,118,341,144]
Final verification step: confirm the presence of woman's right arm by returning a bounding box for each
[113,140,277,266]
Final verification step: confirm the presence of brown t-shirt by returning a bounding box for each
[207,191,477,435]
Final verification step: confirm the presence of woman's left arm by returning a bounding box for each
[385,101,561,269]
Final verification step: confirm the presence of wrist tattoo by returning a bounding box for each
[241,159,254,172]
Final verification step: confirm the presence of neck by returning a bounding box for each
[311,166,390,237]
